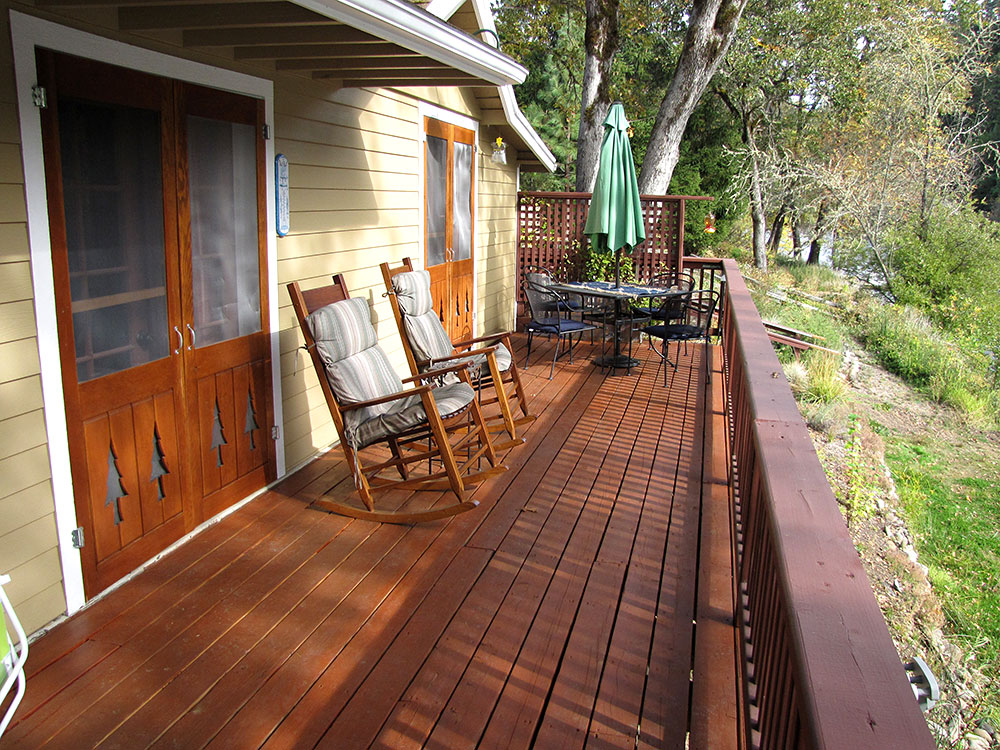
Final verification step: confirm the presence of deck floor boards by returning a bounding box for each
[1,333,739,750]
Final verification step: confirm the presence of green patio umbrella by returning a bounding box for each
[583,102,645,288]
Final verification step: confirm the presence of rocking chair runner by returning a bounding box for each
[380,259,534,450]
[288,275,506,523]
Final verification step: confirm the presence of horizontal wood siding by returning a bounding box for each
[0,8,67,636]
[275,83,521,470]
[477,132,519,335]
[274,84,423,470]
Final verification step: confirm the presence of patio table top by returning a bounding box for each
[548,279,684,300]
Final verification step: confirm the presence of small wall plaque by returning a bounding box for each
[275,153,290,237]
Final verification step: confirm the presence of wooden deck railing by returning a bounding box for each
[710,257,935,749]
[516,192,712,295]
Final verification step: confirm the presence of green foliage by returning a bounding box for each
[843,414,879,522]
[774,256,851,297]
[849,299,1000,425]
[890,205,1000,354]
[886,440,1000,725]
[802,351,848,404]
[580,241,638,283]
[667,96,744,255]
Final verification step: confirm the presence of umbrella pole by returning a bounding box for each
[614,248,621,289]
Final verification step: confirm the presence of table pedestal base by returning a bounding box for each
[594,355,640,371]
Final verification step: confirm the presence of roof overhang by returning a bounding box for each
[289,0,527,85]
[32,0,527,89]
[426,0,557,172]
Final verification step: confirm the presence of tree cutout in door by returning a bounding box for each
[105,441,126,525]
[211,400,227,467]
[244,388,260,451]
[150,424,169,501]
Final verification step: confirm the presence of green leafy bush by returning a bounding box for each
[890,206,1000,354]
[850,299,999,425]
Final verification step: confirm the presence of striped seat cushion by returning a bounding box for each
[454,340,512,377]
[346,381,475,449]
[307,298,404,406]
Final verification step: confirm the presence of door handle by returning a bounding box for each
[186,324,196,350]
[173,326,183,355]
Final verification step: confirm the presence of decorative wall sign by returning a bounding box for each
[275,153,290,237]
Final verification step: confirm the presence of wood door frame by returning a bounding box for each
[417,102,479,335]
[12,11,283,614]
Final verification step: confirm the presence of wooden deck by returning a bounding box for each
[0,333,739,750]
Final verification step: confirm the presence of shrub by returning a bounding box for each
[850,299,1000,426]
[803,352,848,404]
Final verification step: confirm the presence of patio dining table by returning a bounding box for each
[547,280,686,374]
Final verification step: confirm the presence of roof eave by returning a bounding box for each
[498,85,557,172]
[290,0,527,86]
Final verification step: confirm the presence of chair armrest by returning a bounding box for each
[401,361,473,383]
[451,331,513,348]
[413,346,499,369]
[339,384,432,412]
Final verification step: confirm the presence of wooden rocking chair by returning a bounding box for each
[380,258,534,450]
[288,275,506,523]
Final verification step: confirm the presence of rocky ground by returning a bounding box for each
[797,344,997,750]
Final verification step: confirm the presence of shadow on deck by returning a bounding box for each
[1,333,738,749]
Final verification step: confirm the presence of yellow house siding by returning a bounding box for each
[274,84,425,469]
[0,481,56,540]
[0,15,67,634]
[475,131,519,336]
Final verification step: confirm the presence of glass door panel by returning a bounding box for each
[187,115,260,348]
[425,134,448,267]
[58,98,169,382]
[452,140,473,262]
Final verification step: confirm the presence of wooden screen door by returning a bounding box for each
[424,117,475,341]
[37,52,274,598]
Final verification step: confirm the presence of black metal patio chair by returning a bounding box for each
[522,278,597,379]
[640,288,719,385]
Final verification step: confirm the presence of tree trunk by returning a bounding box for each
[807,198,828,265]
[575,0,620,192]
[748,130,767,271]
[791,210,803,259]
[768,204,788,255]
[638,0,749,193]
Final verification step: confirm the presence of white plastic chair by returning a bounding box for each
[1,573,28,738]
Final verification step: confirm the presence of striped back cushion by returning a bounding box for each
[392,270,434,315]
[306,298,403,407]
[392,270,454,363]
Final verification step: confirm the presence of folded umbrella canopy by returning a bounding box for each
[583,102,645,287]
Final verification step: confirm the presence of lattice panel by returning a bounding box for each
[516,192,691,306]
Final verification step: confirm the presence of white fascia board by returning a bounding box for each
[498,85,557,172]
[425,0,467,20]
[289,0,526,85]
[427,0,556,172]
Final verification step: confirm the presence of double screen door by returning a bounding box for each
[424,117,475,341]
[38,52,275,598]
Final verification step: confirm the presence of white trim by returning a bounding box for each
[419,101,479,135]
[290,0,526,86]
[417,102,481,334]
[425,0,556,172]
[497,86,557,172]
[10,10,283,613]
[425,0,468,22]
